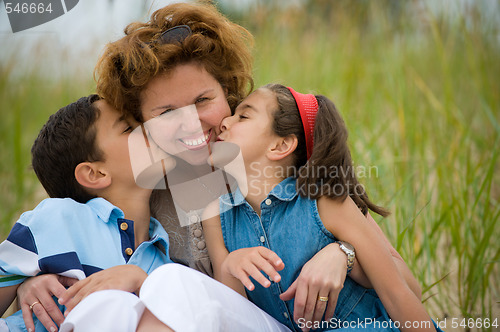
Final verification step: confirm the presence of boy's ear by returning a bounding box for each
[267,135,298,161]
[75,162,111,190]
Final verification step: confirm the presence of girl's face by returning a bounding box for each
[140,62,231,165]
[217,88,280,164]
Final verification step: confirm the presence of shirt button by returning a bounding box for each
[283,312,289,319]
[125,248,133,256]
[189,214,200,224]
[260,236,265,243]
[193,229,203,238]
[265,199,272,206]
[120,222,128,231]
[196,240,206,250]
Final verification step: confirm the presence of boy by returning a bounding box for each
[0,95,172,331]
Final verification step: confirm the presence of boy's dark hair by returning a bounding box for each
[264,84,389,217]
[31,94,103,203]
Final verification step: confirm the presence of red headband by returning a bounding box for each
[287,87,318,159]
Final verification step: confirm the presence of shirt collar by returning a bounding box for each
[220,188,246,207]
[87,198,169,255]
[220,177,299,207]
[268,177,298,201]
[148,217,170,254]
[86,197,124,223]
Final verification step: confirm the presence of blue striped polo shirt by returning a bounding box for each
[0,197,172,287]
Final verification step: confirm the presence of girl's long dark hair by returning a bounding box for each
[265,84,389,217]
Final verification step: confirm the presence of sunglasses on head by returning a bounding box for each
[113,25,192,72]
[158,24,192,44]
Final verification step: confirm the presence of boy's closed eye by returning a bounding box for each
[123,126,133,133]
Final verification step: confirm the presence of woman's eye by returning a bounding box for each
[158,109,174,116]
[238,114,248,120]
[196,97,209,104]
[123,126,133,133]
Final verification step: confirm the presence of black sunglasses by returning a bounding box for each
[114,25,192,71]
[158,25,192,44]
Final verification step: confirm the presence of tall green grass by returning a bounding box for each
[0,58,94,236]
[241,1,499,328]
[0,0,498,329]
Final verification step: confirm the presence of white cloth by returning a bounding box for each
[60,263,290,332]
[60,290,145,332]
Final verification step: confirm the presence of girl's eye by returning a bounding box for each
[123,126,133,133]
[238,114,248,120]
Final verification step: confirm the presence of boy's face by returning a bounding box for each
[93,100,139,186]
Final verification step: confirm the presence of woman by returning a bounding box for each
[17,2,420,331]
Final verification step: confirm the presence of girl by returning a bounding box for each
[203,84,438,332]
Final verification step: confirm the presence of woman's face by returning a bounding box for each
[140,62,231,165]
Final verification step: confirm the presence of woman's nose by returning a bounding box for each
[180,105,202,132]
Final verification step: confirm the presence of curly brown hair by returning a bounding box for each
[95,1,254,121]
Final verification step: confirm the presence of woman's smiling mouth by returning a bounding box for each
[179,129,212,150]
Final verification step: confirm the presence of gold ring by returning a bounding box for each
[29,301,40,311]
[318,296,329,302]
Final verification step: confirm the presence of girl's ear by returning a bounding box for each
[267,135,298,161]
[75,162,111,190]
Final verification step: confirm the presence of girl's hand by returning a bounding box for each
[58,265,147,315]
[279,243,347,332]
[17,274,78,332]
[221,247,284,291]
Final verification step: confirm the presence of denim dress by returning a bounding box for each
[220,177,400,332]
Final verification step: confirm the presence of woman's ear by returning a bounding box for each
[267,135,298,161]
[75,162,111,191]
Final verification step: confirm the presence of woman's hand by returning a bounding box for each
[279,243,347,332]
[221,247,284,291]
[17,274,78,332]
[58,265,147,315]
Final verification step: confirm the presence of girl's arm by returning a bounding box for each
[202,202,284,297]
[346,213,422,299]
[335,214,421,298]
[318,195,434,332]
[202,213,246,297]
[365,213,422,299]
